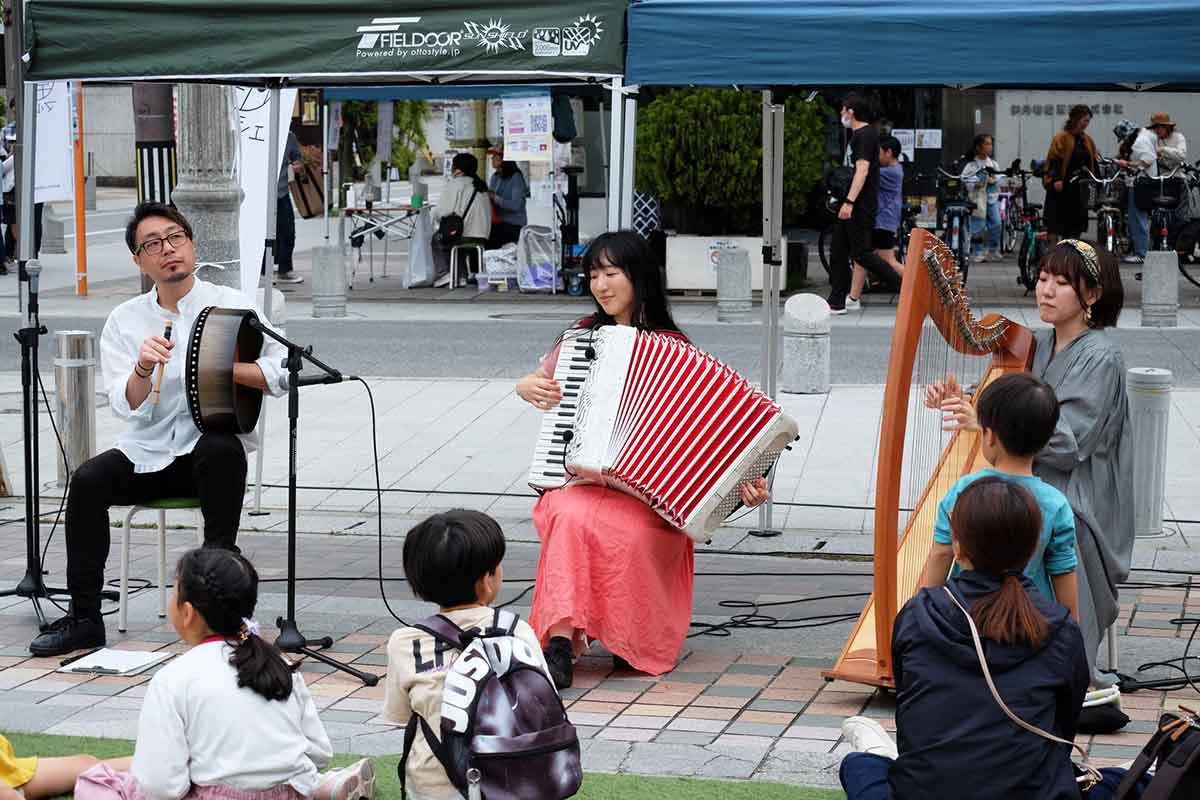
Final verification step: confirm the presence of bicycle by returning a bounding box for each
[1007,162,1047,293]
[997,176,1022,256]
[936,166,976,275]
[1172,162,1200,288]
[1076,161,1132,255]
[1136,166,1187,252]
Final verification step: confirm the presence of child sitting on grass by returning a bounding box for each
[0,734,130,800]
[75,547,374,800]
[383,510,548,800]
[919,372,1079,619]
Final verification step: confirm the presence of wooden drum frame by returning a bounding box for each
[185,307,264,434]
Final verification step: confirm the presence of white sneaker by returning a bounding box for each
[971,253,987,263]
[274,272,303,284]
[841,715,899,759]
[829,306,849,316]
[1122,255,1144,264]
[317,758,376,800]
[844,296,862,311]
[433,273,451,288]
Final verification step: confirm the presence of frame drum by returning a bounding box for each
[185,307,264,434]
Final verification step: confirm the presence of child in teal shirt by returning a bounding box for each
[919,372,1079,618]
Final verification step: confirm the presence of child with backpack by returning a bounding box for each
[75,548,375,800]
[385,510,580,800]
[919,372,1079,620]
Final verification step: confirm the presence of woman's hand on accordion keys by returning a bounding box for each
[740,478,770,508]
[517,372,562,411]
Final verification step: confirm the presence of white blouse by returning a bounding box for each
[131,641,332,800]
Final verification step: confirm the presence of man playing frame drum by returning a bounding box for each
[30,203,288,657]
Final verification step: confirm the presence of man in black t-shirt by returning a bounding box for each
[828,93,901,313]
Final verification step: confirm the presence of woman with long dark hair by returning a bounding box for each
[838,477,1144,800]
[1043,105,1098,243]
[515,231,768,686]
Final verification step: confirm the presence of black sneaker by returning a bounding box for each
[29,615,106,657]
[544,636,574,690]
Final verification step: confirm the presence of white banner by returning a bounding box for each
[502,95,552,162]
[235,87,297,301]
[34,81,74,204]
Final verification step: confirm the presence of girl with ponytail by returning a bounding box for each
[75,548,375,800]
[837,477,1146,800]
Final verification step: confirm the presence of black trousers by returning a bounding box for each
[828,207,902,309]
[275,195,296,273]
[65,434,247,618]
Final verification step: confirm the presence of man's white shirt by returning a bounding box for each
[100,277,288,473]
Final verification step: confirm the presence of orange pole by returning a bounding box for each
[73,82,87,296]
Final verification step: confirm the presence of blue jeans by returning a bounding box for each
[971,200,1002,255]
[1128,191,1149,257]
[838,753,1146,800]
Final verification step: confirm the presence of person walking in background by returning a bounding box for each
[1043,105,1097,244]
[828,93,902,314]
[486,144,528,249]
[273,130,304,284]
[1116,119,1162,264]
[849,135,906,301]
[963,134,1002,262]
[1151,112,1188,171]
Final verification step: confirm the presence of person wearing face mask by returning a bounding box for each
[828,93,902,314]
[928,240,1131,690]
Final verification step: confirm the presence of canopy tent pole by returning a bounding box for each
[322,101,330,241]
[252,84,282,516]
[755,90,785,537]
[606,78,624,231]
[619,89,637,230]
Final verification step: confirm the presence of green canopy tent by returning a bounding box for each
[17,0,634,284]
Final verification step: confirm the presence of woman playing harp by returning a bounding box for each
[932,240,1131,687]
[825,227,1035,688]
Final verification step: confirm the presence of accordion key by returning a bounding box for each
[528,326,799,541]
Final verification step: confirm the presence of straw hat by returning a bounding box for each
[1149,112,1177,129]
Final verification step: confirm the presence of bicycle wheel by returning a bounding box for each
[1177,221,1200,288]
[1017,234,1039,292]
[818,226,832,276]
[1099,212,1118,255]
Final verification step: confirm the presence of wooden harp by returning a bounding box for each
[824,228,1034,688]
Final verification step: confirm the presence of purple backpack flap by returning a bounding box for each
[398,609,582,800]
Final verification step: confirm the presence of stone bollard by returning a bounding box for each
[1128,367,1172,538]
[714,244,753,323]
[781,294,831,394]
[1141,250,1178,327]
[311,244,348,318]
[54,331,97,486]
[41,208,67,255]
[84,176,97,211]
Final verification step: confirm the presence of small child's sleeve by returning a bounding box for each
[382,629,414,725]
[294,675,333,771]
[131,676,192,800]
[1045,498,1079,575]
[932,484,957,546]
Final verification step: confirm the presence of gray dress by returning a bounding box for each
[1031,328,1133,685]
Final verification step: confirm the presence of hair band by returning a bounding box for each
[1057,239,1100,282]
[240,617,261,641]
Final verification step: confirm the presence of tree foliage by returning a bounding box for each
[635,89,832,234]
[336,99,431,181]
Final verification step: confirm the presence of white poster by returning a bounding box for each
[915,129,943,149]
[34,81,74,204]
[892,129,916,162]
[502,95,553,163]
[235,86,297,300]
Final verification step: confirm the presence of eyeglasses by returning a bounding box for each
[136,230,190,256]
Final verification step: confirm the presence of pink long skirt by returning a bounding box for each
[75,764,305,800]
[529,484,694,675]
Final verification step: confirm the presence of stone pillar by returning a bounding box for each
[1128,367,1172,538]
[714,245,752,322]
[40,209,67,254]
[1141,250,1178,327]
[311,244,348,318]
[172,84,243,290]
[781,294,831,394]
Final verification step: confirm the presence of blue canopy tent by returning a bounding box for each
[626,0,1200,88]
[626,0,1200,687]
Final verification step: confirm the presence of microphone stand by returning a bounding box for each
[245,315,378,686]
